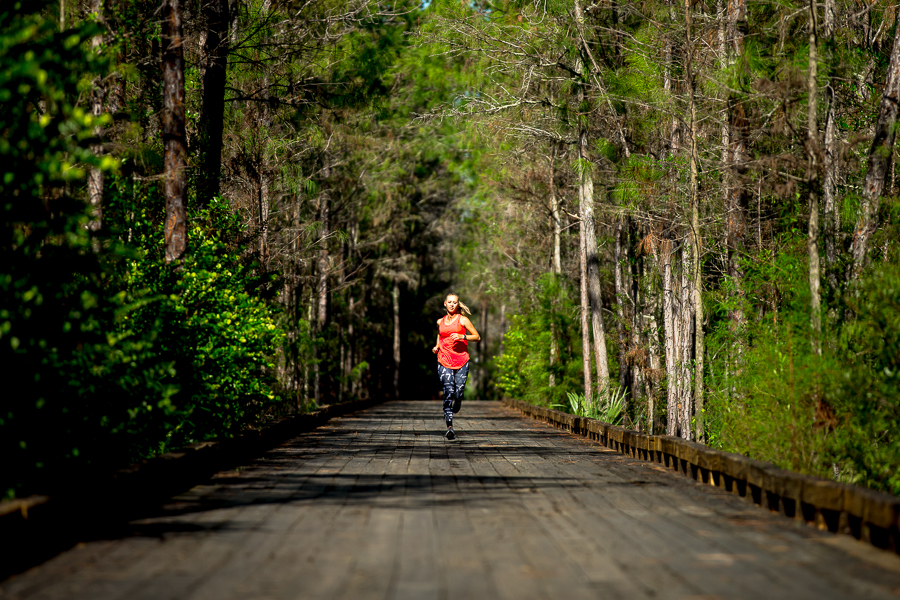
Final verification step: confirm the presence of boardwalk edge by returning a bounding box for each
[502,398,900,555]
[0,397,387,580]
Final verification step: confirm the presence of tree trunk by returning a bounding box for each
[480,298,489,398]
[256,49,273,270]
[259,167,270,271]
[808,0,822,353]
[87,0,103,241]
[823,0,835,277]
[575,0,610,401]
[721,0,748,390]
[549,146,561,389]
[726,0,746,55]
[579,217,593,407]
[338,340,345,402]
[284,195,303,398]
[314,176,330,405]
[643,252,662,435]
[304,298,313,401]
[614,217,631,407]
[550,145,562,276]
[666,0,681,153]
[655,229,695,440]
[499,302,507,354]
[848,20,900,282]
[197,0,229,207]
[660,240,679,436]
[347,206,358,399]
[628,225,647,422]
[349,295,358,398]
[686,0,704,441]
[665,0,674,95]
[162,0,187,264]
[580,127,611,392]
[655,234,694,438]
[692,231,705,440]
[823,76,838,289]
[392,281,401,398]
[717,0,725,64]
[679,243,696,440]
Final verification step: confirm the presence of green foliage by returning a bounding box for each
[572,157,594,178]
[116,189,285,449]
[3,179,285,500]
[1,3,285,498]
[706,237,822,472]
[610,26,665,102]
[561,387,625,425]
[829,265,900,494]
[707,315,832,478]
[0,2,160,497]
[611,154,667,207]
[593,138,618,163]
[495,274,584,407]
[707,242,900,495]
[8,0,900,508]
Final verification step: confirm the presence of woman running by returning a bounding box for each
[432,293,480,440]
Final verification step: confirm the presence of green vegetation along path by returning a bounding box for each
[4,400,900,600]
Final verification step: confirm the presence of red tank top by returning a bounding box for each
[437,314,469,369]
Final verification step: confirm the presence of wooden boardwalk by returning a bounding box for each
[3,400,900,600]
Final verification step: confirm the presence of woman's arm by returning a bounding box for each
[432,331,440,354]
[450,316,481,342]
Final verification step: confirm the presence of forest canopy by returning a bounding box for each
[3,0,900,499]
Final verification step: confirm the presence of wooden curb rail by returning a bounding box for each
[0,397,386,580]
[502,398,900,554]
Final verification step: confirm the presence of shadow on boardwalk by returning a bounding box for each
[4,400,900,600]
[123,400,645,533]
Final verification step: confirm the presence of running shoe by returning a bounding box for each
[444,427,456,440]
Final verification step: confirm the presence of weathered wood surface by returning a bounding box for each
[505,398,900,548]
[0,398,388,582]
[3,400,900,600]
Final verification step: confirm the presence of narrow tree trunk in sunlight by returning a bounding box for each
[162,0,187,264]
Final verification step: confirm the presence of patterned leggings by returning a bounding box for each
[437,362,469,427]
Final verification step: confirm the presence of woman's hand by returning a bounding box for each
[449,333,464,341]
[432,346,438,354]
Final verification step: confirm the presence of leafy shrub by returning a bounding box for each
[118,191,285,450]
[829,265,900,494]
[0,2,171,497]
[495,274,585,407]
[707,242,900,495]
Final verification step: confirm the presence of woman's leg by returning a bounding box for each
[437,363,457,428]
[451,362,469,413]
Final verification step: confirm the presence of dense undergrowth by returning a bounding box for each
[707,241,900,496]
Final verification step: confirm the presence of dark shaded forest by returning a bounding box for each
[4,0,900,499]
